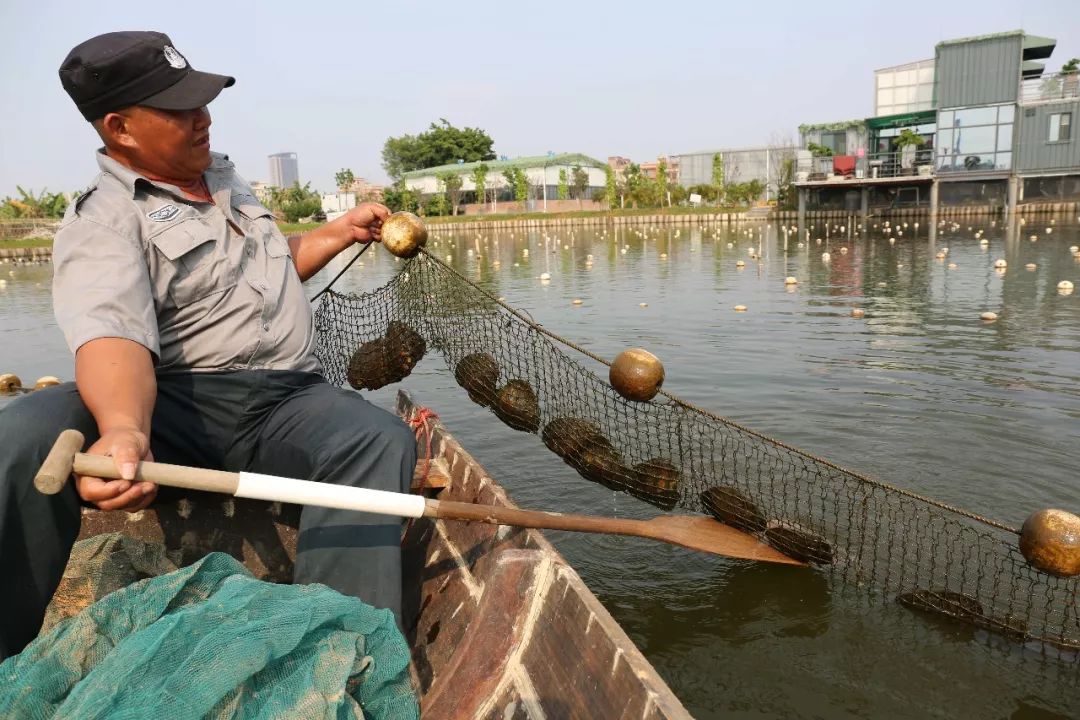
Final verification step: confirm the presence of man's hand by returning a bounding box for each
[329,202,391,245]
[76,427,157,512]
[288,202,393,281]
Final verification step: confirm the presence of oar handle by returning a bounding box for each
[74,454,240,495]
[34,429,239,496]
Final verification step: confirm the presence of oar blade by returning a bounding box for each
[646,516,806,566]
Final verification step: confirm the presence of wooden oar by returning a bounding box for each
[35,429,803,566]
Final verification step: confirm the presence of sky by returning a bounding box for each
[1,0,1077,197]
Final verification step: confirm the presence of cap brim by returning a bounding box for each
[139,70,235,111]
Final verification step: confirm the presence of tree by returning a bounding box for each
[438,172,464,216]
[557,169,569,200]
[604,166,617,210]
[267,181,321,223]
[381,119,495,180]
[571,166,589,201]
[711,153,724,205]
[514,169,529,202]
[471,163,488,206]
[0,187,70,219]
[1062,57,1079,74]
[334,168,355,192]
[655,159,669,207]
[382,180,418,213]
[768,133,797,208]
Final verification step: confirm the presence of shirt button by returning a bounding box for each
[263,323,271,331]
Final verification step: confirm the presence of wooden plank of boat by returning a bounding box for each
[42,389,692,718]
[396,391,691,719]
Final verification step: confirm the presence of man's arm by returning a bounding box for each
[74,337,158,511]
[287,202,391,281]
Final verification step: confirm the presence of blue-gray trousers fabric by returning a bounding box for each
[0,371,416,660]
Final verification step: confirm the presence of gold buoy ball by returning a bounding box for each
[34,376,61,390]
[1058,280,1075,291]
[993,259,1007,269]
[381,211,428,258]
[980,311,998,322]
[609,348,665,402]
[0,373,22,394]
[454,352,500,407]
[851,308,866,318]
[1020,509,1080,577]
[493,379,541,433]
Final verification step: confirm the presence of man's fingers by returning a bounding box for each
[95,482,153,511]
[369,203,391,220]
[108,437,146,481]
[76,475,130,502]
[124,484,158,513]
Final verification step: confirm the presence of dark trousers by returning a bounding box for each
[0,370,416,660]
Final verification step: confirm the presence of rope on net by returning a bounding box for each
[311,249,1080,656]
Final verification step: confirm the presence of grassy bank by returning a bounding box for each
[0,237,53,250]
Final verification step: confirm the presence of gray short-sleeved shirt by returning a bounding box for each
[53,150,321,374]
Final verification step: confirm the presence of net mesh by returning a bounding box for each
[312,251,1080,656]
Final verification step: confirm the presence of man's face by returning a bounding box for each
[107,105,213,182]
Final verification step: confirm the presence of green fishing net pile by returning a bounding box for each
[0,535,418,719]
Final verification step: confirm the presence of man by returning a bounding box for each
[0,31,417,660]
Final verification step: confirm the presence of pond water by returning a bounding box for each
[2,215,1079,717]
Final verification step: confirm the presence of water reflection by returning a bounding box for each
[2,216,1079,717]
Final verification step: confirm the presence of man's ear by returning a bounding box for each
[99,111,137,149]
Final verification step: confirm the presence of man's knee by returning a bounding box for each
[0,383,92,463]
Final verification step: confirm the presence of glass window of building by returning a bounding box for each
[1049,112,1072,142]
[874,59,935,116]
[935,103,1015,173]
[820,132,847,155]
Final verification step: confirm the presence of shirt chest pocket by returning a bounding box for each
[150,220,237,307]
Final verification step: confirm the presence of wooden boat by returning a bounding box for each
[46,390,692,719]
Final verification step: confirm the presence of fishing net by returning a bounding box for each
[312,251,1080,656]
[1,535,418,720]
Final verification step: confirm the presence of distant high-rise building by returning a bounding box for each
[268,152,299,188]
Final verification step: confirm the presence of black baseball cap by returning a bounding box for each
[60,31,234,121]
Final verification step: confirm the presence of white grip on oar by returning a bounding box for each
[236,472,426,518]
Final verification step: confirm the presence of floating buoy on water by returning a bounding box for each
[733,305,747,312]
[935,252,946,259]
[736,260,746,268]
[851,308,865,318]
[877,282,887,288]
[1026,263,1037,270]
[34,376,61,390]
[784,276,798,285]
[1059,280,1075,290]
[1020,509,1080,577]
[1070,246,1079,254]
[609,348,665,402]
[948,263,958,269]
[1046,228,1053,235]
[0,373,22,393]
[980,238,990,245]
[889,237,895,245]
[639,302,648,308]
[1030,235,1038,242]
[993,259,1007,269]
[572,298,583,306]
[980,311,998,322]
[821,252,831,262]
[539,272,551,281]
[660,253,668,259]
[839,247,848,255]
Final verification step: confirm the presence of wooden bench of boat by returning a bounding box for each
[47,390,692,719]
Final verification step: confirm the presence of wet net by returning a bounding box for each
[312,251,1080,656]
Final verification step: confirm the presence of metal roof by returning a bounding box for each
[401,153,606,179]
